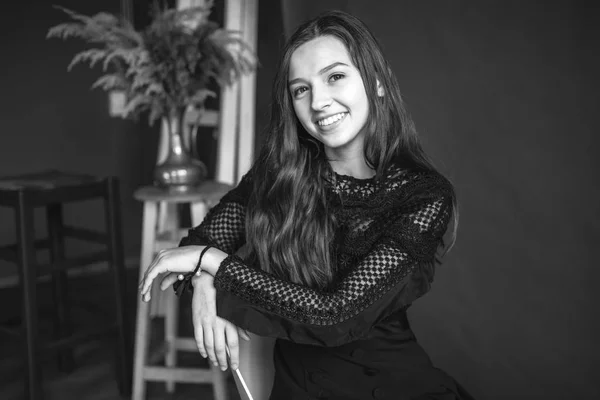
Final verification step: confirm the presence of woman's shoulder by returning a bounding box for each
[384,163,454,200]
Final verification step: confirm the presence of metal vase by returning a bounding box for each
[153,112,207,192]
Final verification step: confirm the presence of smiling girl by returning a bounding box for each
[140,10,473,400]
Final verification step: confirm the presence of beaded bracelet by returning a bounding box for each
[173,245,213,297]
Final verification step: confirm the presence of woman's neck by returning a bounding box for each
[324,133,376,179]
[328,155,375,179]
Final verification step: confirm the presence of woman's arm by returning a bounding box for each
[178,167,254,252]
[209,175,454,346]
[140,168,254,298]
[140,172,453,347]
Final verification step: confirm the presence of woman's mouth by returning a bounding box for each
[316,112,347,129]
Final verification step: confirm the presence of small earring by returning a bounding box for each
[177,274,185,281]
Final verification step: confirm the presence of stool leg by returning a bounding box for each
[46,203,74,373]
[162,205,180,394]
[149,201,178,319]
[105,178,132,395]
[164,287,178,393]
[190,202,208,228]
[16,192,43,400]
[133,201,158,400]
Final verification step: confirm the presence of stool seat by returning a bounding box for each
[0,170,132,400]
[132,180,233,400]
[0,169,101,190]
[0,170,109,207]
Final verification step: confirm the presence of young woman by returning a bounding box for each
[140,10,473,400]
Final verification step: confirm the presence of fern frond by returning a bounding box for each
[52,6,92,25]
[122,94,152,117]
[67,48,109,70]
[91,74,127,90]
[90,12,120,26]
[129,67,156,91]
[187,89,215,108]
[144,83,165,97]
[148,102,166,126]
[102,47,142,71]
[110,26,144,47]
[46,23,87,40]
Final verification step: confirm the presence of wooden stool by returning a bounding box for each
[132,181,233,400]
[0,170,132,400]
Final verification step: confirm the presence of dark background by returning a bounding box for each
[0,0,598,399]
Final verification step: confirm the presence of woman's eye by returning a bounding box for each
[293,86,308,97]
[330,73,344,82]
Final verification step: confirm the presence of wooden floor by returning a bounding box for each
[0,268,241,400]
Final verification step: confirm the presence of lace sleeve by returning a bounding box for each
[214,180,454,346]
[178,169,253,253]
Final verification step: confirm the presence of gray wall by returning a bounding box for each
[0,0,153,281]
[283,1,599,399]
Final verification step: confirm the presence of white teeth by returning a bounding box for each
[317,113,345,126]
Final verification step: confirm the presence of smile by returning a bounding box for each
[317,112,347,127]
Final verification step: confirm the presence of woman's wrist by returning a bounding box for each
[191,271,213,287]
[202,247,228,276]
[173,245,218,297]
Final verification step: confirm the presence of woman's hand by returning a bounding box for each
[189,273,251,371]
[138,245,205,302]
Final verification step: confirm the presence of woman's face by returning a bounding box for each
[288,35,370,158]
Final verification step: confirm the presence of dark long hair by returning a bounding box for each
[245,10,458,289]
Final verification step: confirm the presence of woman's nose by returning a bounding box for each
[311,85,332,110]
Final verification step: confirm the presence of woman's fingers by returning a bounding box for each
[140,253,170,297]
[213,320,229,371]
[188,271,232,370]
[225,322,240,370]
[159,273,180,291]
[139,246,203,298]
[203,321,217,367]
[191,273,213,359]
[193,317,206,358]
[139,254,163,299]
[237,327,251,341]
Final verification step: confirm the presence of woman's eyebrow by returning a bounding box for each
[288,61,349,86]
[318,61,349,75]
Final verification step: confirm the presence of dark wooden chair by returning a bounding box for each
[0,170,132,400]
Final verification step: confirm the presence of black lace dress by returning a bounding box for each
[179,164,474,400]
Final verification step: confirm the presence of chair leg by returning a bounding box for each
[211,366,229,400]
[16,192,43,400]
[105,177,132,396]
[132,200,159,400]
[46,203,74,372]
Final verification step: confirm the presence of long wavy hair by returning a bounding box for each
[245,10,458,289]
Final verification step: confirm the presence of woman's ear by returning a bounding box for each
[376,79,384,97]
